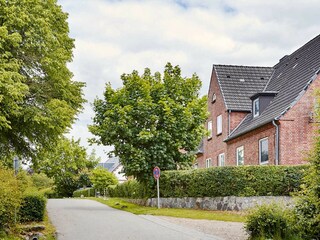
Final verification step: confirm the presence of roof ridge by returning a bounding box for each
[213,64,272,69]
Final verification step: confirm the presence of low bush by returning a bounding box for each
[73,188,95,198]
[245,204,300,240]
[0,167,23,229]
[19,191,46,222]
[160,165,307,198]
[108,180,148,199]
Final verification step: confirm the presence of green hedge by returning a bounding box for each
[160,165,308,198]
[73,188,95,198]
[107,180,148,199]
[19,192,46,222]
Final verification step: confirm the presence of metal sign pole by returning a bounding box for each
[157,178,160,209]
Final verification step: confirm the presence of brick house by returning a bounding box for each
[197,34,320,168]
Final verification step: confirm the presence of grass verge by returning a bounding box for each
[90,197,246,222]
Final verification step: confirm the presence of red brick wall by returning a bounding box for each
[197,68,228,168]
[230,111,248,132]
[226,123,276,165]
[278,74,320,165]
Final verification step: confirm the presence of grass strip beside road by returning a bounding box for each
[90,197,246,222]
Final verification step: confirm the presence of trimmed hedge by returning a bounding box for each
[108,180,148,199]
[73,188,95,198]
[160,165,308,198]
[19,192,46,222]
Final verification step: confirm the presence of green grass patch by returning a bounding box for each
[90,197,246,222]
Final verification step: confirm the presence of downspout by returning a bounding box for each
[272,120,279,165]
[228,110,231,136]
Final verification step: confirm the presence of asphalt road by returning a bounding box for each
[47,199,222,240]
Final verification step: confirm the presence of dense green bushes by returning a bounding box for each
[160,165,307,198]
[108,180,148,198]
[19,191,46,222]
[73,188,95,197]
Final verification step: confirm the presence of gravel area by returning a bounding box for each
[156,216,249,240]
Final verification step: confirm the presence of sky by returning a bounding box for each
[57,0,320,161]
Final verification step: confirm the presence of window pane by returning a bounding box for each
[254,98,259,117]
[219,153,225,166]
[260,139,268,163]
[208,121,212,139]
[237,146,244,165]
[217,115,222,134]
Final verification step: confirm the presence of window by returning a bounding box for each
[236,146,244,166]
[218,153,225,166]
[253,98,260,117]
[207,120,212,139]
[212,93,216,103]
[206,158,212,168]
[259,138,269,164]
[217,115,222,135]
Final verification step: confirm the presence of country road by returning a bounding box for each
[47,199,223,240]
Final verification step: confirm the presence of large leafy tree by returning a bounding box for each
[33,137,98,197]
[90,168,118,194]
[0,0,84,162]
[89,63,207,182]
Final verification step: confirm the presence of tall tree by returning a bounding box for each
[34,137,98,197]
[0,0,85,162]
[89,63,207,182]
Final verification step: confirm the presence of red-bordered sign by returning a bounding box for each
[153,166,161,179]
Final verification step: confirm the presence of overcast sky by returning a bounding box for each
[57,0,320,161]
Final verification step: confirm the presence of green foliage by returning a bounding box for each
[160,165,307,198]
[31,173,54,190]
[0,0,85,162]
[19,191,46,223]
[90,168,118,193]
[293,136,320,239]
[108,180,148,199]
[245,204,299,240]
[0,167,23,229]
[34,137,97,197]
[89,63,208,182]
[73,188,95,198]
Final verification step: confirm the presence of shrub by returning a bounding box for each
[108,180,148,198]
[245,204,300,240]
[90,168,118,193]
[31,173,54,190]
[160,165,307,198]
[73,188,95,198]
[19,191,46,222]
[0,167,23,229]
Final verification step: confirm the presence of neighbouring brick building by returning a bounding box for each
[197,34,320,168]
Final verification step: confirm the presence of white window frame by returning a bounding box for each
[218,153,225,166]
[212,93,216,103]
[253,98,260,117]
[207,120,212,139]
[206,158,212,168]
[217,115,222,135]
[236,146,244,166]
[259,137,269,165]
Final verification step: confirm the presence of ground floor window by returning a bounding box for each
[218,153,225,166]
[259,137,269,164]
[236,146,244,165]
[206,158,212,168]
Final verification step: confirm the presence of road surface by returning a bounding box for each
[47,199,222,240]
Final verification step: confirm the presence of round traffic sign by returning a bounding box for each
[153,166,161,179]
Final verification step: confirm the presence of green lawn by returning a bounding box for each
[90,197,246,222]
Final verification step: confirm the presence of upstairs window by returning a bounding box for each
[207,120,212,139]
[236,146,244,165]
[217,115,222,135]
[206,158,212,168]
[212,93,216,103]
[253,98,260,117]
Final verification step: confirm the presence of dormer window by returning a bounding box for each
[253,98,260,117]
[212,93,216,103]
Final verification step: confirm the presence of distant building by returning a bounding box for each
[98,156,127,183]
[197,34,320,167]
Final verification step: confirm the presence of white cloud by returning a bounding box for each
[58,0,320,160]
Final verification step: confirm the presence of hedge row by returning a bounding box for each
[73,188,95,198]
[160,165,308,198]
[108,180,148,199]
[19,191,46,222]
[107,165,308,199]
